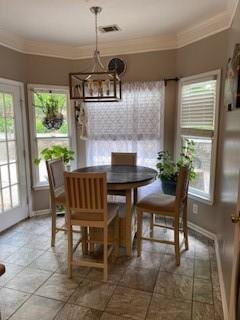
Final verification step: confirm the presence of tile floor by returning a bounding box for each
[0,215,224,320]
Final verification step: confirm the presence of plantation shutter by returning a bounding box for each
[180,78,217,137]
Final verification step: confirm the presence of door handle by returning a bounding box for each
[231,213,240,223]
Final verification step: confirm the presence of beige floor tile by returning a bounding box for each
[9,295,63,320]
[36,273,82,302]
[24,235,50,250]
[105,286,151,320]
[141,240,167,254]
[195,245,209,261]
[194,259,211,280]
[69,279,116,311]
[55,303,102,320]
[101,313,125,320]
[193,279,213,304]
[154,271,193,300]
[29,251,66,272]
[87,264,125,284]
[0,287,30,320]
[119,266,158,292]
[128,251,163,270]
[0,244,19,260]
[6,247,44,266]
[6,267,52,293]
[192,301,215,320]
[160,255,194,277]
[0,263,24,287]
[146,293,191,320]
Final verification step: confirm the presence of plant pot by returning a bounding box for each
[161,178,177,196]
[42,113,64,130]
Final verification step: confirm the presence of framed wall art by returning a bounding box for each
[224,43,240,111]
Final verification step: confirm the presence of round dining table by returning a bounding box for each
[75,165,157,255]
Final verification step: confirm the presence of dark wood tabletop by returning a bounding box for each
[75,165,157,189]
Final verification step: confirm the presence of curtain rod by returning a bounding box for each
[163,77,179,86]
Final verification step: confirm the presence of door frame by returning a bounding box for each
[229,170,240,319]
[0,77,31,228]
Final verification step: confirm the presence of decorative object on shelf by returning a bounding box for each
[108,58,126,76]
[33,90,64,130]
[224,43,240,111]
[34,145,74,170]
[75,102,88,140]
[156,139,196,195]
[69,6,121,102]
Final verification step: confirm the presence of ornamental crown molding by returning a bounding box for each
[0,1,238,60]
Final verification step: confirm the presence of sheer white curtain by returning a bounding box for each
[86,81,165,168]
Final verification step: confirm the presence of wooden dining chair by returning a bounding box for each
[110,152,137,200]
[46,158,67,247]
[111,152,137,166]
[64,171,119,281]
[136,166,190,265]
[0,264,5,320]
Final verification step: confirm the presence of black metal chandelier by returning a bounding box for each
[69,7,121,102]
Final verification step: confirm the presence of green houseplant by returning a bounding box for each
[34,145,74,167]
[156,139,197,195]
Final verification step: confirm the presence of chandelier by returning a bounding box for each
[69,7,122,102]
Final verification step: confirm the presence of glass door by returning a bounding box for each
[0,83,28,231]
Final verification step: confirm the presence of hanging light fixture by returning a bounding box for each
[69,7,122,102]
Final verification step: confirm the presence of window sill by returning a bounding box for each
[32,184,49,191]
[188,192,214,206]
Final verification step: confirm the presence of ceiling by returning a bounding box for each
[0,0,238,59]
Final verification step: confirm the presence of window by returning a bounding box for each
[178,70,220,203]
[86,81,164,168]
[28,85,75,187]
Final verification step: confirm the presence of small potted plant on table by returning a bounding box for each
[156,139,197,195]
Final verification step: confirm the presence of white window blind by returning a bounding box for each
[178,71,220,203]
[180,79,216,134]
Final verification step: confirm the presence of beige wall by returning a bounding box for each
[0,45,26,81]
[176,31,229,233]
[217,2,240,309]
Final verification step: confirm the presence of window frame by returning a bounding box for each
[176,70,221,204]
[28,84,77,189]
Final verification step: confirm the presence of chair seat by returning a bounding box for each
[55,192,66,205]
[0,264,5,276]
[71,203,119,224]
[137,192,176,213]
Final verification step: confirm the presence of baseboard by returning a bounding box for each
[30,209,51,217]
[188,221,216,240]
[188,221,229,320]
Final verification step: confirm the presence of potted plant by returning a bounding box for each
[156,139,197,195]
[33,91,64,130]
[34,145,74,171]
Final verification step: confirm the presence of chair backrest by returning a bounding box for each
[64,172,107,222]
[175,166,190,210]
[46,158,65,198]
[111,152,137,166]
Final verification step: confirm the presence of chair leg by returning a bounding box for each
[51,203,57,247]
[137,209,143,257]
[68,224,73,279]
[174,217,180,266]
[150,213,154,238]
[114,216,119,258]
[183,204,189,250]
[103,227,108,282]
[82,227,88,255]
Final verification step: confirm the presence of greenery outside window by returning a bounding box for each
[28,85,75,187]
[177,70,221,203]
